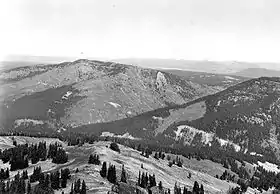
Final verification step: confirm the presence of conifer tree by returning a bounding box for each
[193,181,200,194]
[22,170,28,180]
[88,154,94,164]
[74,179,81,193]
[100,162,107,178]
[154,152,159,160]
[120,164,127,183]
[0,180,5,193]
[200,184,204,194]
[81,180,87,194]
[61,168,71,188]
[38,173,45,186]
[161,153,165,160]
[50,171,60,189]
[159,181,163,190]
[52,148,68,164]
[44,174,50,188]
[140,172,146,188]
[183,187,188,194]
[70,183,74,194]
[27,181,31,194]
[6,180,10,193]
[107,165,117,184]
[5,168,9,179]
[138,171,141,186]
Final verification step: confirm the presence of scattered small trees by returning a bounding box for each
[174,181,204,194]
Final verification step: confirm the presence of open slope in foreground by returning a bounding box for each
[0,136,273,194]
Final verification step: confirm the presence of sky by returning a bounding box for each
[1,0,280,64]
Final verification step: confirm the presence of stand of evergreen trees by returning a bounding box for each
[0,166,74,194]
[137,171,156,189]
[0,168,9,180]
[2,131,276,167]
[0,141,68,171]
[88,154,100,165]
[4,132,280,193]
[99,161,118,184]
[154,151,165,160]
[0,172,26,194]
[70,179,86,194]
[107,164,117,184]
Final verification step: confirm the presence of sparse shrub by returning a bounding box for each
[167,155,171,161]
[168,161,173,167]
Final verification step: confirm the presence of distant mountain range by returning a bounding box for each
[232,68,280,78]
[113,58,280,78]
[2,56,280,77]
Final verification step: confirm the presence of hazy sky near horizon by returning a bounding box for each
[1,0,280,64]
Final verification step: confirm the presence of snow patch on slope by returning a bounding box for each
[62,91,72,100]
[175,125,214,145]
[255,161,280,173]
[175,125,241,151]
[224,76,239,80]
[15,119,44,127]
[250,152,263,157]
[152,116,163,120]
[101,132,140,140]
[107,102,121,108]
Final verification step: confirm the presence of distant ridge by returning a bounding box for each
[113,58,280,75]
[232,68,280,78]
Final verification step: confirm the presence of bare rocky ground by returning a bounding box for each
[0,136,273,194]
